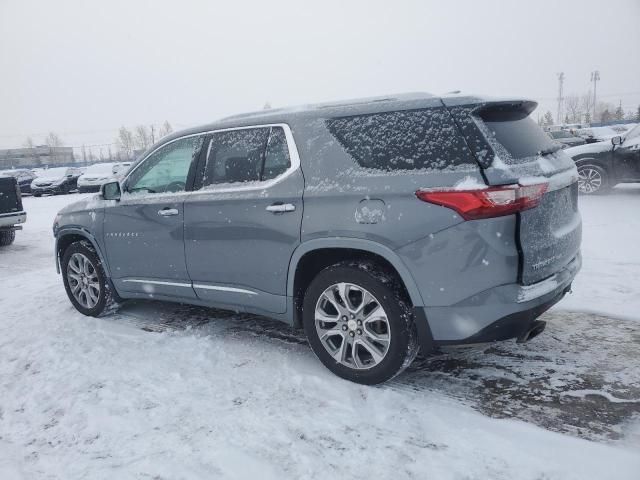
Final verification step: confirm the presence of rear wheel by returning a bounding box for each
[0,230,15,246]
[577,164,609,194]
[303,262,418,385]
[61,241,115,316]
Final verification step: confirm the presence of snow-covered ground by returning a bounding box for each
[1,187,639,479]
[557,184,640,321]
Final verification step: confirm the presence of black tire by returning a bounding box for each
[61,240,117,317]
[33,193,42,197]
[303,261,419,385]
[577,163,611,195]
[0,230,15,246]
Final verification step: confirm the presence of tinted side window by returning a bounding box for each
[262,127,291,180]
[326,108,474,171]
[203,128,269,186]
[127,136,204,194]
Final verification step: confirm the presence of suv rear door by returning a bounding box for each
[445,98,582,285]
[183,125,303,314]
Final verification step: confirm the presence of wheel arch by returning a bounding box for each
[573,156,610,172]
[55,228,110,277]
[287,238,425,328]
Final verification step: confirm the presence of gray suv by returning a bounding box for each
[53,93,582,384]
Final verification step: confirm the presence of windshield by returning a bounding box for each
[38,168,68,179]
[624,124,640,141]
[84,163,115,174]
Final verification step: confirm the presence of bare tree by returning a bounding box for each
[46,132,63,148]
[263,101,272,110]
[595,101,615,123]
[543,111,554,126]
[614,102,624,121]
[23,137,41,166]
[117,127,135,159]
[159,120,173,138]
[580,93,593,124]
[46,132,64,165]
[134,125,151,150]
[565,95,581,123]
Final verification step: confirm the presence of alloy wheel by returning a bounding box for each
[577,167,603,194]
[66,252,101,309]
[314,282,391,370]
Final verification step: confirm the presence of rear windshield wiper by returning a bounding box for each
[538,145,562,156]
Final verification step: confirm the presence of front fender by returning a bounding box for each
[286,237,425,307]
[55,227,110,277]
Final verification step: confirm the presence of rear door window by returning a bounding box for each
[200,126,292,187]
[326,108,475,171]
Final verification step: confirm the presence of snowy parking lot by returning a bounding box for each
[1,188,639,479]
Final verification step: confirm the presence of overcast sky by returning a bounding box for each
[1,0,639,150]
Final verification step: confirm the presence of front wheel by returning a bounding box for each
[61,241,113,316]
[577,164,610,194]
[303,262,418,385]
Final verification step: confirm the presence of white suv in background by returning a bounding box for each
[77,162,132,193]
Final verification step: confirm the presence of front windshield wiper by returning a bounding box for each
[538,144,562,156]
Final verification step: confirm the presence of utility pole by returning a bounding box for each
[150,125,156,144]
[590,70,600,121]
[556,72,564,124]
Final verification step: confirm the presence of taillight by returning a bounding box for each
[415,183,548,220]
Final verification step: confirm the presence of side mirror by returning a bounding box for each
[67,174,74,178]
[101,181,121,201]
[612,135,623,146]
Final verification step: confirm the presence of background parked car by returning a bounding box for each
[575,126,619,144]
[112,161,132,178]
[77,163,117,193]
[0,169,36,194]
[0,176,26,246]
[566,123,640,194]
[547,130,586,148]
[78,162,134,192]
[31,167,82,196]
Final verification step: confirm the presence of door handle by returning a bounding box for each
[158,208,179,216]
[266,203,296,213]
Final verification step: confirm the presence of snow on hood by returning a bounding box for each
[57,195,105,215]
[565,141,612,157]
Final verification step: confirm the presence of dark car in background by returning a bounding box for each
[31,167,82,196]
[566,123,640,194]
[0,176,26,246]
[0,169,36,194]
[547,130,586,148]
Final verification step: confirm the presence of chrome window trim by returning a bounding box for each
[122,123,301,196]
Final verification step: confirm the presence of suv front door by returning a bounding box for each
[104,135,205,298]
[183,125,304,314]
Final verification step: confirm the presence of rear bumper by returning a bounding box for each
[421,252,581,345]
[0,211,27,229]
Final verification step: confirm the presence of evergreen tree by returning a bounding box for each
[543,111,554,126]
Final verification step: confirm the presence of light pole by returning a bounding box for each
[590,70,600,121]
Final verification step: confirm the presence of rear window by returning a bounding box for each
[326,108,475,171]
[479,108,556,162]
